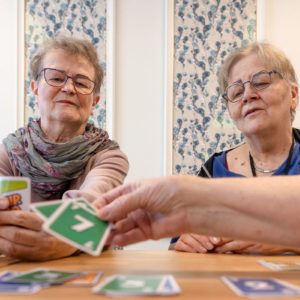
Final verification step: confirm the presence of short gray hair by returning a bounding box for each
[30,36,103,94]
[218,42,298,121]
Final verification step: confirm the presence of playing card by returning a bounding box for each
[31,198,97,221]
[222,276,300,297]
[42,198,110,256]
[63,271,102,286]
[0,177,31,210]
[0,271,20,281]
[92,274,181,296]
[0,282,41,294]
[258,260,300,271]
[6,268,82,285]
[31,200,63,220]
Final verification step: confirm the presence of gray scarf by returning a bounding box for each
[3,120,119,199]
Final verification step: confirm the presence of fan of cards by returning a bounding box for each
[31,198,110,256]
[0,269,181,296]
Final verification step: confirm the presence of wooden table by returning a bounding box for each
[0,250,300,299]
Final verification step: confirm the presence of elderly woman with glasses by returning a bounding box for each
[0,36,129,260]
[171,42,300,255]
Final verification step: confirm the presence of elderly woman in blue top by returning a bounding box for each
[171,42,300,254]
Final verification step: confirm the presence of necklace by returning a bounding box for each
[249,136,295,177]
[254,165,278,174]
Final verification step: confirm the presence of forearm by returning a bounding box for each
[177,175,300,248]
[63,149,129,202]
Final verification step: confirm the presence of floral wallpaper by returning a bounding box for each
[25,0,107,129]
[173,0,256,174]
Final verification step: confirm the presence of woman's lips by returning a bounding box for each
[244,108,262,117]
[56,100,78,106]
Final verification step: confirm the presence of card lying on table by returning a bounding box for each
[39,198,110,256]
[62,271,102,286]
[0,271,42,295]
[258,260,300,271]
[5,268,82,285]
[222,276,300,298]
[92,274,181,296]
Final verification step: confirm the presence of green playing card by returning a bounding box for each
[42,198,110,256]
[31,200,62,220]
[92,275,181,296]
[31,199,96,220]
[6,268,82,284]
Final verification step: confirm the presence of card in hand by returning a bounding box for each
[31,198,97,221]
[92,274,181,296]
[30,200,63,220]
[42,198,110,256]
[222,276,300,297]
[258,260,300,271]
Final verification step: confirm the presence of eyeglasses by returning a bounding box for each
[222,70,282,103]
[36,68,96,95]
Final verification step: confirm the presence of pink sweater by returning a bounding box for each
[0,144,129,203]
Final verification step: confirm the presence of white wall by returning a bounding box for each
[0,0,18,141]
[114,0,165,182]
[259,0,300,128]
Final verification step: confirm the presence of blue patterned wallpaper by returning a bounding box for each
[25,0,107,129]
[173,0,256,174]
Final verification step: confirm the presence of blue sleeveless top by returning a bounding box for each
[213,141,300,178]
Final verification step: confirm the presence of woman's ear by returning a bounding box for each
[30,80,39,96]
[90,95,100,116]
[290,84,299,111]
[93,95,100,108]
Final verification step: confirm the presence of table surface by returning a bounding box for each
[0,250,300,299]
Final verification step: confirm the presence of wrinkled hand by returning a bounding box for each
[0,210,77,261]
[94,176,190,247]
[173,234,232,253]
[173,234,222,253]
[214,240,294,255]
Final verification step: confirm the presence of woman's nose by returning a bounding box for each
[61,78,76,94]
[242,81,259,102]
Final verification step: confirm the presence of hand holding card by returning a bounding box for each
[0,177,30,211]
[33,198,111,256]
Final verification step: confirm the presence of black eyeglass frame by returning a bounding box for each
[222,70,282,103]
[36,67,96,95]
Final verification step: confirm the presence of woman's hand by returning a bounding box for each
[173,234,223,253]
[0,210,77,261]
[94,176,192,247]
[214,240,297,255]
[173,235,299,255]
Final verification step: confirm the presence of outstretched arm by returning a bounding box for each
[94,175,300,248]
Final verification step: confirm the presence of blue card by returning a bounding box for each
[222,276,300,297]
[0,282,41,294]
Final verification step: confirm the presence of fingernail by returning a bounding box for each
[205,242,214,250]
[212,237,220,243]
[98,207,109,219]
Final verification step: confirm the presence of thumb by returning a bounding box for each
[97,183,146,222]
